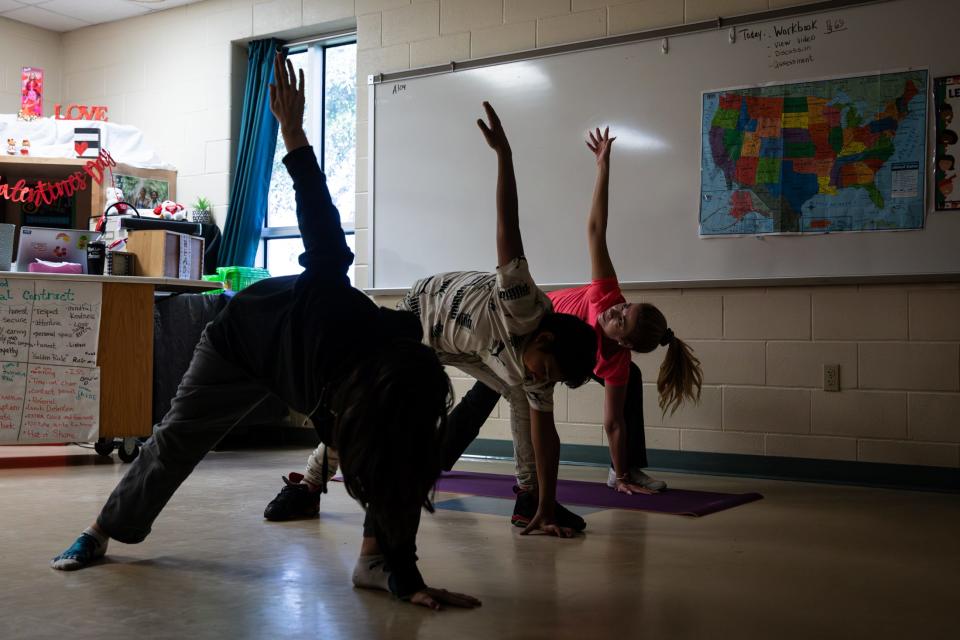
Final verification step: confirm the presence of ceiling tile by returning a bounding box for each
[0,0,207,31]
[41,0,150,23]
[1,5,89,31]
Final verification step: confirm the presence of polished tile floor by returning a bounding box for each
[1,447,957,640]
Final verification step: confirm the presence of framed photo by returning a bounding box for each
[114,174,170,210]
[19,67,44,119]
[934,75,960,210]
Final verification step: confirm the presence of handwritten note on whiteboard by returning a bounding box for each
[0,279,102,443]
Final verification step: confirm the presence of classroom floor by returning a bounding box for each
[1,447,957,640]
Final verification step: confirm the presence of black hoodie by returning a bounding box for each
[204,146,427,597]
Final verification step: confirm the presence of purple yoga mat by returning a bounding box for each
[436,471,763,517]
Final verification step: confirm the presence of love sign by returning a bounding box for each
[54,104,109,121]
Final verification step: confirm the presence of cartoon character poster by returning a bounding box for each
[19,67,44,120]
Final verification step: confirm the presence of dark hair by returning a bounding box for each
[331,338,451,542]
[626,303,703,416]
[942,129,958,145]
[533,312,596,388]
[942,154,955,170]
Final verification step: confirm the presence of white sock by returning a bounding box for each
[351,554,391,592]
[83,526,109,547]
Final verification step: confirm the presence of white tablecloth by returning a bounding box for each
[0,114,174,170]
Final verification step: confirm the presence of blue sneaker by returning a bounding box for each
[51,532,107,571]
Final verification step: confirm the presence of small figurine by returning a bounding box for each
[19,139,30,156]
[6,138,16,155]
[154,200,187,221]
[103,186,128,215]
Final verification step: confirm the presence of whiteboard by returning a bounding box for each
[370,0,960,290]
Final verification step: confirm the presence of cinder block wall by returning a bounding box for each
[0,16,62,118]
[56,0,959,469]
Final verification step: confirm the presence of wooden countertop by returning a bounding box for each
[0,271,223,293]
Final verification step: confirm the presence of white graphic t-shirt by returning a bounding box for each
[401,258,555,411]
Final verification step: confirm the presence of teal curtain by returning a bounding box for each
[220,38,282,267]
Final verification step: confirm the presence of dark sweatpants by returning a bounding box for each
[100,333,502,560]
[438,362,650,471]
[360,381,502,536]
[97,333,275,543]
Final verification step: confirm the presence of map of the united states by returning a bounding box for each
[700,71,927,235]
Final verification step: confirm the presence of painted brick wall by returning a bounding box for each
[53,0,959,468]
[626,285,960,467]
[0,16,62,118]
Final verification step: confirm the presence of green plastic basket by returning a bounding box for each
[218,266,271,292]
[201,267,271,294]
[201,273,224,295]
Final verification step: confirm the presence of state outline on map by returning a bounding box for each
[698,66,929,238]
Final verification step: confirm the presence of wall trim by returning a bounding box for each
[463,439,960,493]
[217,427,960,493]
[366,273,960,296]
[218,429,959,492]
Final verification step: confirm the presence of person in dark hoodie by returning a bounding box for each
[49,52,480,612]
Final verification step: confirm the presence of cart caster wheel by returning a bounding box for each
[117,438,140,463]
[94,438,115,457]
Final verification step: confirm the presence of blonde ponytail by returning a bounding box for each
[626,303,703,415]
[656,334,702,416]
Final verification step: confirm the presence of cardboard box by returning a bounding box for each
[125,230,204,280]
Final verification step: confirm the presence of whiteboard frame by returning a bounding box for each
[364,0,960,293]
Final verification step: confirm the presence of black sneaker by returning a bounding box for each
[510,485,586,532]
[263,472,321,521]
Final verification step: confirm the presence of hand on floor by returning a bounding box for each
[410,587,482,611]
[615,479,657,495]
[520,508,575,538]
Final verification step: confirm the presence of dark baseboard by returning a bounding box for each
[218,429,959,493]
[463,439,960,493]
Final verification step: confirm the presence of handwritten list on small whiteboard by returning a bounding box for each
[0,279,102,443]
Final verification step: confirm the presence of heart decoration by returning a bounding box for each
[74,141,89,156]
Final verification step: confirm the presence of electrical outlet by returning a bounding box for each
[823,364,840,392]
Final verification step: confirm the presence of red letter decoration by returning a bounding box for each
[53,103,109,122]
[0,149,117,205]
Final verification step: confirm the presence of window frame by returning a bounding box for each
[259,33,357,275]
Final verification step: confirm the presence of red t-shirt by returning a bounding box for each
[547,278,630,387]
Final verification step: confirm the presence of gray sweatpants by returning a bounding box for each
[97,333,275,543]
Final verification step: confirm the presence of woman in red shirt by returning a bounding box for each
[548,127,703,493]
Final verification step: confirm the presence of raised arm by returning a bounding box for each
[271,52,308,154]
[270,52,352,279]
[477,102,523,267]
[585,127,617,281]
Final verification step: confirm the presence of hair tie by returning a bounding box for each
[659,328,674,347]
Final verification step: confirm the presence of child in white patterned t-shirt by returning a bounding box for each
[264,103,597,549]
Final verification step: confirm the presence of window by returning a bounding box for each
[257,38,357,280]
